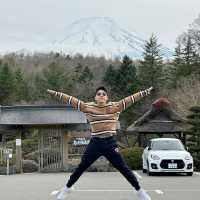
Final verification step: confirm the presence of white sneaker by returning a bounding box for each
[137,188,151,200]
[56,186,75,200]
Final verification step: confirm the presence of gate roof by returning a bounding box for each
[0,104,87,125]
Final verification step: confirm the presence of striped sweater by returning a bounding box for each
[51,90,151,138]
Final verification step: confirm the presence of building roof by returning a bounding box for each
[126,98,189,133]
[0,104,87,125]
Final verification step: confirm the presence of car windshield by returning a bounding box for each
[151,140,185,151]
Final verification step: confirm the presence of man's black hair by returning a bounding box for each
[95,86,108,95]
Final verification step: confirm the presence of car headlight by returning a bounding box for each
[185,155,192,160]
[151,154,160,160]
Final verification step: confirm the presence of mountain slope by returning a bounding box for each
[52,17,172,59]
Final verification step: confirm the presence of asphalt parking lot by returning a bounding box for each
[0,171,200,200]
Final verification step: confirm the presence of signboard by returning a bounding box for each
[3,148,12,155]
[73,138,90,146]
[3,148,13,160]
[16,139,22,146]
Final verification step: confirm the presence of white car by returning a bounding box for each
[142,138,193,176]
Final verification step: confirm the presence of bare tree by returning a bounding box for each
[163,75,200,118]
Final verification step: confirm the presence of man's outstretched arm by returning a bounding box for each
[47,89,87,112]
[116,87,154,112]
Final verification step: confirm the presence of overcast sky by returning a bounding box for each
[0,0,199,52]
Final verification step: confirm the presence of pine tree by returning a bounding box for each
[0,63,14,104]
[78,66,93,83]
[182,35,196,66]
[116,55,139,98]
[102,55,141,126]
[103,64,120,97]
[174,32,198,77]
[187,106,200,170]
[138,34,163,89]
[32,73,46,100]
[72,63,83,81]
[32,62,71,102]
[43,62,67,90]
[14,68,29,102]
[161,63,177,89]
[103,56,139,99]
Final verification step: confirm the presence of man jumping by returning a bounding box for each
[47,86,153,200]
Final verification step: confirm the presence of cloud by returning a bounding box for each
[0,0,199,51]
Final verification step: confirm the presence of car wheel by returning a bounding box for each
[186,172,193,176]
[143,168,147,173]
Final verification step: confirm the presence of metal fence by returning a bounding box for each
[38,128,63,172]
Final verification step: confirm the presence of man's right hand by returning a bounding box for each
[147,86,154,95]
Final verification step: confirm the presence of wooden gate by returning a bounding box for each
[38,127,63,172]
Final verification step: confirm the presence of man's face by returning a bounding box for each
[95,89,108,104]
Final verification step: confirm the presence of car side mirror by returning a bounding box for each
[147,146,151,151]
[186,146,189,151]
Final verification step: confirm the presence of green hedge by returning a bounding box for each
[120,147,144,170]
[187,145,200,170]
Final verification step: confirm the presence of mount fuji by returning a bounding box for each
[52,17,172,59]
[0,17,173,59]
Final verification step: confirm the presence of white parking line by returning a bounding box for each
[50,190,59,195]
[133,171,142,179]
[50,189,164,195]
[77,190,137,192]
[164,189,200,192]
[155,190,164,194]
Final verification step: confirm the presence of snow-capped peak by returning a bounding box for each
[52,17,151,59]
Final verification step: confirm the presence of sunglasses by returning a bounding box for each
[96,92,107,96]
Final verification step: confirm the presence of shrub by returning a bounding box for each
[120,147,144,170]
[22,160,38,173]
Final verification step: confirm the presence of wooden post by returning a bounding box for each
[62,130,70,171]
[141,133,145,147]
[6,157,9,175]
[0,134,4,165]
[178,132,181,141]
[184,133,187,147]
[138,134,142,147]
[38,128,42,172]
[182,132,186,145]
[16,130,23,173]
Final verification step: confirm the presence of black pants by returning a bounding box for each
[66,136,140,191]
